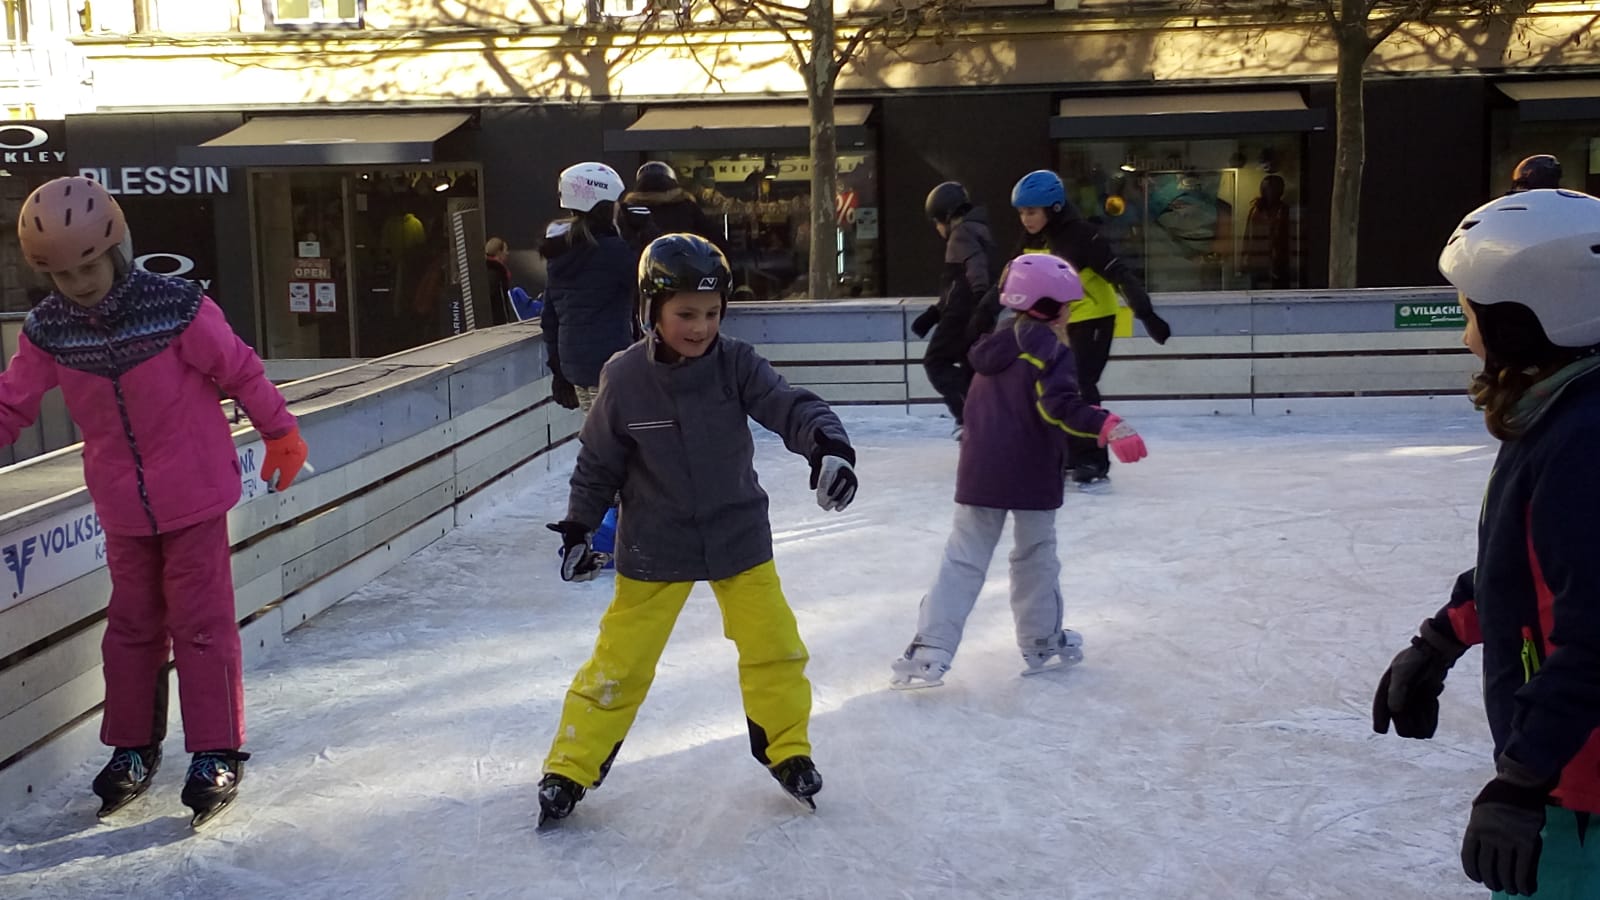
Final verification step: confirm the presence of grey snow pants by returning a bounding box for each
[911,504,1064,660]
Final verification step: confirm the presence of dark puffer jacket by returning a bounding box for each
[620,188,728,254]
[538,220,637,387]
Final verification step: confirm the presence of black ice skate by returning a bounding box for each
[181,750,250,828]
[1069,465,1111,494]
[92,744,163,818]
[536,773,586,827]
[770,756,822,811]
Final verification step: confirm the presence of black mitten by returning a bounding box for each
[1462,756,1555,896]
[546,521,602,582]
[911,306,940,339]
[1139,312,1172,345]
[1372,618,1468,739]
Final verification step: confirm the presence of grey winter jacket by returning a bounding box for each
[566,333,851,582]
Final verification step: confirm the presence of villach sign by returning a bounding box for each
[1395,301,1466,329]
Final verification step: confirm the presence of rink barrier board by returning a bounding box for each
[0,287,1464,812]
[0,325,582,811]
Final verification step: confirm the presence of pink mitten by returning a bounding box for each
[1097,414,1148,464]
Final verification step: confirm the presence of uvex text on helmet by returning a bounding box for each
[17,175,130,273]
[637,233,732,329]
[1438,189,1600,347]
[924,182,970,223]
[558,162,624,213]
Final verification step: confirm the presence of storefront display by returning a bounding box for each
[1057,134,1305,292]
[254,167,484,359]
[650,149,880,300]
[1487,112,1600,196]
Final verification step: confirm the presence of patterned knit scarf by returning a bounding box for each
[1505,354,1600,435]
[23,270,203,378]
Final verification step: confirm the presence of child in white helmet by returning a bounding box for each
[891,254,1147,690]
[1371,188,1600,898]
[539,162,637,415]
[4,176,307,826]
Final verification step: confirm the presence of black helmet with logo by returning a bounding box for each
[635,161,679,194]
[1510,154,1562,192]
[924,181,971,224]
[637,233,732,330]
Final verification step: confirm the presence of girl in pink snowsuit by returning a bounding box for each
[5,176,308,825]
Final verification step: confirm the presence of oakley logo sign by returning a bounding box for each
[135,252,212,291]
[0,125,48,150]
[0,124,66,165]
[698,277,719,291]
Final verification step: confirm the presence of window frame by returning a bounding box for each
[264,0,366,30]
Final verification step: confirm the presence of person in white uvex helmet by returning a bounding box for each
[1371,188,1600,899]
[539,162,636,415]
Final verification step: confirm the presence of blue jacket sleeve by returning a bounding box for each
[1504,421,1600,777]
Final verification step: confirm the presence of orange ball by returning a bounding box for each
[1104,196,1127,217]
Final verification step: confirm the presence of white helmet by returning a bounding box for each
[558,162,624,213]
[1438,189,1600,347]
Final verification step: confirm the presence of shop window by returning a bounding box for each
[652,149,881,300]
[3,0,27,42]
[254,166,483,360]
[267,0,363,28]
[1487,110,1600,197]
[1057,135,1305,293]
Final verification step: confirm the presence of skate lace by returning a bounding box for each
[111,748,149,780]
[188,754,233,784]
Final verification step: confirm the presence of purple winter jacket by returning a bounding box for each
[954,315,1111,510]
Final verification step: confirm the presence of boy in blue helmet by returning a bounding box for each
[998,169,1171,491]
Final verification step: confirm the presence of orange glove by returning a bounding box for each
[262,425,309,492]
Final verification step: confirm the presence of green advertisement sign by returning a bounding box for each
[1395,301,1466,329]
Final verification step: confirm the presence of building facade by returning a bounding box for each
[2,0,1598,355]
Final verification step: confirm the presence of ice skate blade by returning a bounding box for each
[95,788,150,819]
[889,675,945,691]
[781,791,818,812]
[187,796,238,829]
[1020,655,1083,677]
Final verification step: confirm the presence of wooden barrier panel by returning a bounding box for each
[0,324,579,814]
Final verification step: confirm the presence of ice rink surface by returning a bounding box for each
[0,410,1504,899]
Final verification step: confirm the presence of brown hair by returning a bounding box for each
[1467,299,1586,440]
[485,236,508,258]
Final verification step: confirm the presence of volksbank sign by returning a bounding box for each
[0,441,269,614]
[79,166,231,195]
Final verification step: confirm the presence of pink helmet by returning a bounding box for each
[16,176,129,273]
[998,254,1084,321]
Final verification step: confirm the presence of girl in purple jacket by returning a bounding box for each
[6,176,308,826]
[891,254,1147,690]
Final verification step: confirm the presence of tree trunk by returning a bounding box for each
[1328,12,1370,289]
[805,0,839,300]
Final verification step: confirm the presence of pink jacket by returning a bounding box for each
[0,273,295,536]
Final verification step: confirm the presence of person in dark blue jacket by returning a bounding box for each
[540,162,637,415]
[1372,188,1600,899]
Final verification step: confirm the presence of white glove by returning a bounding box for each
[812,456,857,512]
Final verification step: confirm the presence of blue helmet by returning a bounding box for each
[1011,170,1065,210]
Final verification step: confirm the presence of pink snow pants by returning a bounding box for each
[99,514,244,753]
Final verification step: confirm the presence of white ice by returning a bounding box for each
[0,410,1503,899]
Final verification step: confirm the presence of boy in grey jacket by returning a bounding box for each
[537,234,859,825]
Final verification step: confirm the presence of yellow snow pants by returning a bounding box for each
[543,559,813,787]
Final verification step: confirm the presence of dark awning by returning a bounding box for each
[604,103,873,152]
[1497,79,1600,121]
[1050,91,1325,140]
[179,113,470,166]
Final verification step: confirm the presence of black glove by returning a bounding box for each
[1372,618,1468,739]
[807,432,858,512]
[911,306,940,339]
[546,520,602,582]
[551,374,580,410]
[1462,756,1555,897]
[1139,312,1172,345]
